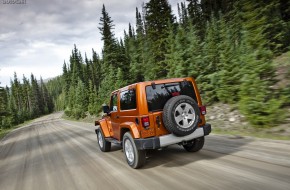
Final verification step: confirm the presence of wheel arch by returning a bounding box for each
[95,119,111,138]
[120,122,140,140]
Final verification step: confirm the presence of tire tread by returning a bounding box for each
[163,95,200,136]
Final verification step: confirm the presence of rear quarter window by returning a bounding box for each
[120,89,137,110]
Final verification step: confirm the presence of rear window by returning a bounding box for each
[120,89,137,110]
[146,81,197,112]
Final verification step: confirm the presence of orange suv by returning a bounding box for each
[95,77,211,168]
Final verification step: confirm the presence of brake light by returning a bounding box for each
[141,116,150,128]
[171,92,180,96]
[199,106,206,115]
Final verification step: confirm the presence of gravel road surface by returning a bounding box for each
[1,112,290,190]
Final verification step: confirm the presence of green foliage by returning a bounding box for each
[240,0,288,53]
[186,0,205,38]
[46,76,64,111]
[238,34,285,126]
[88,80,98,115]
[278,52,290,106]
[73,80,88,118]
[96,65,116,110]
[115,68,127,89]
[239,74,285,126]
[0,74,54,129]
[0,86,9,129]
[39,0,290,128]
[195,16,221,104]
[216,17,241,103]
[144,0,175,79]
[126,11,146,83]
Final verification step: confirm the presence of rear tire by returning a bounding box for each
[97,129,111,152]
[183,137,204,152]
[123,132,146,169]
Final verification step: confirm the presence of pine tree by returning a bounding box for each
[127,8,146,83]
[99,4,115,49]
[46,76,65,111]
[200,0,233,20]
[165,24,178,78]
[0,86,7,116]
[226,1,243,48]
[116,39,130,80]
[88,80,98,115]
[0,85,9,129]
[167,26,191,77]
[187,24,203,78]
[99,4,119,70]
[0,86,9,127]
[115,68,127,89]
[30,74,44,117]
[62,61,70,96]
[22,75,32,120]
[216,16,241,103]
[97,65,116,110]
[178,2,189,28]
[73,79,87,119]
[186,0,205,38]
[40,78,54,113]
[65,85,75,117]
[91,49,101,88]
[144,0,175,79]
[70,45,84,86]
[11,73,26,123]
[241,0,288,54]
[282,64,290,105]
[11,73,22,112]
[198,16,221,103]
[1,72,54,126]
[83,53,90,89]
[238,33,284,126]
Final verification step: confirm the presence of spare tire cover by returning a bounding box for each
[162,95,200,136]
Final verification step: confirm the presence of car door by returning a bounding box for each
[109,93,121,140]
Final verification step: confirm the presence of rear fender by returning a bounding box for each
[120,122,140,139]
[95,119,111,138]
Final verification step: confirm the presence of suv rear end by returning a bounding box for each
[136,77,210,139]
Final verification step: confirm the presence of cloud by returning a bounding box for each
[0,0,182,86]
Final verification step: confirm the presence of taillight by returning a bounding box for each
[171,92,180,96]
[141,116,150,128]
[199,106,206,115]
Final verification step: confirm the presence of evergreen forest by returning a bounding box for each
[0,74,54,128]
[1,0,290,129]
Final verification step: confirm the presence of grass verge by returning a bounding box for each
[0,119,35,140]
[62,114,100,124]
[212,127,290,141]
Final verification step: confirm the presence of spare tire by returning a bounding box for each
[163,95,200,136]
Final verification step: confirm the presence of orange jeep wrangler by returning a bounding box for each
[95,77,211,168]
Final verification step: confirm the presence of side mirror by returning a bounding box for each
[102,104,110,114]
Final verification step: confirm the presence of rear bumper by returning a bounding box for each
[134,123,211,150]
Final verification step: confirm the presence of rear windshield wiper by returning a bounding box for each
[161,84,180,96]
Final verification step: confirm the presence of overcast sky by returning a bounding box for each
[0,0,182,86]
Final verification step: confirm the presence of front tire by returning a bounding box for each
[97,129,111,152]
[183,136,204,152]
[123,132,146,169]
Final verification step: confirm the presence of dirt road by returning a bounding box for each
[1,112,290,190]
